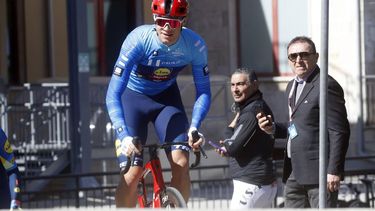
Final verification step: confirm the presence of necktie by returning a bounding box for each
[294,80,304,106]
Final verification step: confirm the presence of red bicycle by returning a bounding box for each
[123,132,206,208]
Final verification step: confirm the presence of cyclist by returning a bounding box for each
[105,0,211,207]
[0,128,21,210]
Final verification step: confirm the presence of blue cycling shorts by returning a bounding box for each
[119,83,190,167]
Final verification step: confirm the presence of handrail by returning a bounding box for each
[20,164,231,208]
[22,164,230,181]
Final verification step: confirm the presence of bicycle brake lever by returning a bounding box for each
[190,151,201,168]
[120,137,141,174]
[200,147,208,159]
[191,130,207,159]
[130,137,142,167]
[190,131,207,168]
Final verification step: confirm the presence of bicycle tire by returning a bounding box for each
[161,187,187,208]
[347,199,368,208]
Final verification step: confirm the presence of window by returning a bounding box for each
[239,0,309,76]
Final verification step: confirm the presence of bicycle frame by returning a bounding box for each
[125,133,205,208]
[137,147,166,207]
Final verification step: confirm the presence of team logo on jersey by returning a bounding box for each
[153,68,171,81]
[4,140,13,153]
[113,67,124,77]
[203,65,209,76]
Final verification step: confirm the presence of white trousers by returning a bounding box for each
[230,179,277,209]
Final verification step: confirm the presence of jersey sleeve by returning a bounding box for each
[106,27,144,141]
[189,34,211,129]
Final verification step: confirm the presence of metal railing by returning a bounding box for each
[21,165,232,208]
[19,159,375,208]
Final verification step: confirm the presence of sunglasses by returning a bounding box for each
[288,52,315,62]
[154,17,183,29]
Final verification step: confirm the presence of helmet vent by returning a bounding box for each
[178,8,186,14]
[165,0,172,14]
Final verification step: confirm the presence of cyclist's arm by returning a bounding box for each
[189,36,211,130]
[106,28,144,141]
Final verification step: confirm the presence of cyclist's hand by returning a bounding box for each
[188,127,205,151]
[327,174,340,192]
[121,136,141,157]
[10,200,21,210]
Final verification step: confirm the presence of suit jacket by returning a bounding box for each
[274,67,350,185]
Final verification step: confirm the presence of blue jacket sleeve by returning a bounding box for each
[105,28,143,141]
[189,35,211,129]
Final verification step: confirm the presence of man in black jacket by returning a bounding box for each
[257,36,350,208]
[215,68,277,208]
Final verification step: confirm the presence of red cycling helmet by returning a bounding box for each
[151,0,189,18]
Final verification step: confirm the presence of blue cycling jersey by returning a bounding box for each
[0,128,20,208]
[0,130,17,172]
[106,25,211,140]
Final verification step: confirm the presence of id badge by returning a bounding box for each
[288,123,298,140]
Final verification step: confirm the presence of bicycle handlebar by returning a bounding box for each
[120,135,207,174]
[190,130,207,168]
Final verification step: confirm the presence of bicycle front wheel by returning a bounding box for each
[162,187,187,208]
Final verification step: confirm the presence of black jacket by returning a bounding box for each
[223,90,276,186]
[274,67,350,184]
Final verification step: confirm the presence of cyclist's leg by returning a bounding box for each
[115,166,143,207]
[168,148,190,203]
[153,83,190,202]
[116,88,152,207]
[154,106,190,202]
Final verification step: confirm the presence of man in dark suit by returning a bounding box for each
[257,36,350,208]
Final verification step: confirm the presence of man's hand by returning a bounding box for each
[188,127,205,152]
[256,113,274,134]
[327,174,340,192]
[121,136,141,157]
[215,140,228,157]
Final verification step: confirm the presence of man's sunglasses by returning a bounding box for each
[288,52,316,62]
[154,17,184,29]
